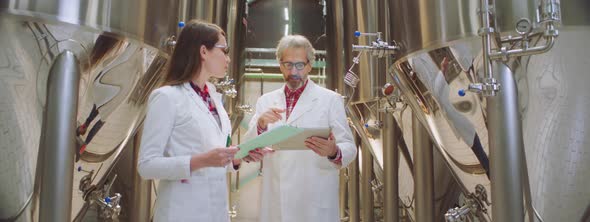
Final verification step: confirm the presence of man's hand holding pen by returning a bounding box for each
[257,108,286,129]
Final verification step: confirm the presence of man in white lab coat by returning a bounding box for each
[245,35,356,222]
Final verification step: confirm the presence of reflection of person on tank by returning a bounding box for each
[412,52,489,177]
[77,104,102,154]
[75,34,141,157]
[75,34,124,157]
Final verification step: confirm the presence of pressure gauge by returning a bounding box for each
[515,18,533,35]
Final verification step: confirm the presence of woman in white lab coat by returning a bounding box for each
[137,20,239,221]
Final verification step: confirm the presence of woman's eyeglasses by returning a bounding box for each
[214,44,230,55]
[281,61,308,70]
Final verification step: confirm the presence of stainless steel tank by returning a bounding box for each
[0,1,242,220]
[516,17,590,222]
[335,0,465,220]
[0,1,180,221]
[387,0,590,220]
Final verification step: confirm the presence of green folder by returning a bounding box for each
[235,125,302,159]
[235,125,330,159]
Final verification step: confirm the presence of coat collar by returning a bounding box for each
[181,82,228,135]
[282,79,319,124]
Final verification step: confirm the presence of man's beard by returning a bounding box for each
[286,74,304,89]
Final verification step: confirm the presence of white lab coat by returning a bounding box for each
[138,82,233,222]
[245,80,356,222]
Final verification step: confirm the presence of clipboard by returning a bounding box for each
[274,127,331,150]
[235,125,331,159]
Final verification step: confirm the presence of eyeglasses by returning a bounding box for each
[214,44,230,55]
[281,61,308,70]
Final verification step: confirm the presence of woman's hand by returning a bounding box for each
[207,147,239,167]
[243,147,274,163]
[190,147,239,170]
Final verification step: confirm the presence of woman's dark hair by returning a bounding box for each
[82,33,125,73]
[163,20,225,86]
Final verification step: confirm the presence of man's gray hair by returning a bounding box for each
[276,35,316,65]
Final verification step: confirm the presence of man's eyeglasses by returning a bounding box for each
[214,44,230,55]
[281,61,308,70]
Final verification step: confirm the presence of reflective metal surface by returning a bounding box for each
[382,112,400,222]
[2,0,588,221]
[386,0,590,220]
[488,62,525,221]
[0,0,245,220]
[180,0,227,26]
[225,0,246,120]
[390,40,490,191]
[325,0,355,93]
[0,18,42,221]
[353,0,388,103]
[412,114,435,221]
[38,50,80,222]
[387,0,537,59]
[517,26,590,221]
[0,0,180,50]
[360,144,375,222]
[347,100,463,221]
[0,0,180,220]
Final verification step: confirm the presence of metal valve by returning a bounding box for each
[97,174,122,219]
[99,193,122,219]
[79,174,122,220]
[77,166,94,193]
[165,35,177,47]
[215,78,237,98]
[364,120,383,129]
[445,204,473,222]
[464,77,501,97]
[236,104,253,114]
[444,184,490,221]
[354,31,382,40]
[352,31,399,58]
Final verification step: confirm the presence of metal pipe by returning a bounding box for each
[324,0,343,92]
[214,0,228,30]
[346,105,381,167]
[521,148,536,222]
[348,153,360,222]
[339,170,348,219]
[351,44,399,53]
[243,73,326,80]
[479,0,493,80]
[412,114,434,222]
[226,0,246,116]
[361,144,374,222]
[245,47,327,55]
[487,62,524,221]
[344,105,366,222]
[342,0,356,94]
[130,132,152,222]
[38,50,80,222]
[490,36,555,60]
[383,113,400,222]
